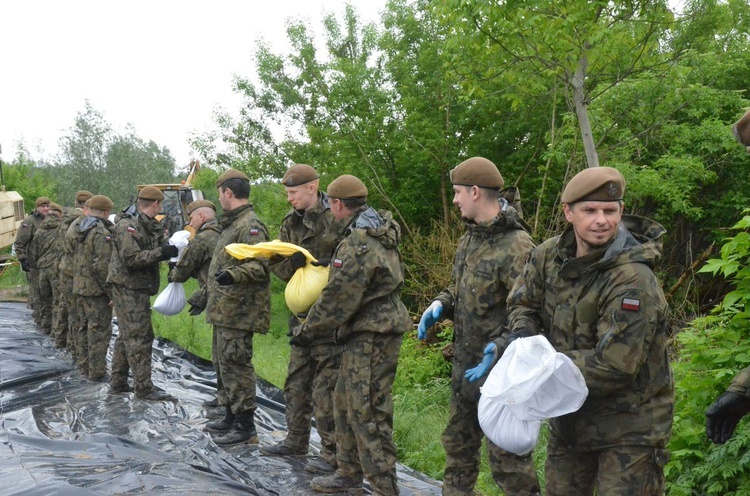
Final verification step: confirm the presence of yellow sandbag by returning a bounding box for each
[225,240,330,315]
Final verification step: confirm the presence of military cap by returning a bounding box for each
[75,190,94,204]
[86,195,114,211]
[49,202,63,213]
[138,186,165,201]
[186,199,216,215]
[35,197,51,208]
[450,157,504,189]
[282,164,319,187]
[216,168,249,188]
[561,166,625,204]
[327,174,368,199]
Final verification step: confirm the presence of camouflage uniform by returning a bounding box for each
[206,203,270,416]
[168,218,223,402]
[53,209,84,349]
[107,206,168,395]
[507,215,674,496]
[728,367,750,396]
[269,192,346,463]
[432,205,539,496]
[300,207,411,496]
[13,209,45,319]
[73,216,115,380]
[28,215,62,334]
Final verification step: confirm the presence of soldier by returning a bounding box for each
[293,174,411,496]
[261,164,346,476]
[204,168,271,446]
[54,190,93,350]
[28,202,63,335]
[417,157,540,496]
[706,367,750,444]
[167,199,222,405]
[107,186,179,400]
[73,195,115,381]
[470,167,674,495]
[14,196,50,322]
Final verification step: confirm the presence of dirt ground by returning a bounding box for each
[0,285,27,302]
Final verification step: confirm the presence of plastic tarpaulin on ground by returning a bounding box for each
[0,302,441,495]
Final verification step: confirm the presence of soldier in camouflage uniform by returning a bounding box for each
[294,174,411,496]
[167,199,223,405]
[107,186,179,400]
[417,157,540,496]
[474,167,674,495]
[28,203,63,335]
[73,195,115,381]
[53,190,93,350]
[14,196,50,322]
[261,164,346,477]
[204,169,271,446]
[706,367,750,444]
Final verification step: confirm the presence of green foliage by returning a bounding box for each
[1,148,58,213]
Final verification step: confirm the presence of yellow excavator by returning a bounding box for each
[0,144,25,260]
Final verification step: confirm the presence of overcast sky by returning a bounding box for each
[0,0,386,168]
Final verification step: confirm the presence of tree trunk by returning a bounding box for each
[571,52,599,168]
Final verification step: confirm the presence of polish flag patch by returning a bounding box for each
[622,298,641,312]
[126,226,136,233]
[250,228,259,235]
[105,235,112,242]
[332,258,343,268]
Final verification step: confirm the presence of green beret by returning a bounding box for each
[138,186,165,201]
[76,190,94,204]
[186,199,216,215]
[49,202,63,213]
[561,167,625,204]
[86,195,114,211]
[35,197,51,208]
[450,157,504,189]
[216,168,250,188]
[327,174,368,199]
[282,164,319,187]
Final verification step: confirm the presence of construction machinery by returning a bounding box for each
[0,144,25,253]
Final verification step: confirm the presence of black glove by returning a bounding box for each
[506,328,534,348]
[168,261,177,272]
[706,391,750,444]
[289,324,313,347]
[290,251,307,271]
[20,259,30,272]
[215,270,234,286]
[161,243,179,259]
[311,258,331,267]
[188,303,205,316]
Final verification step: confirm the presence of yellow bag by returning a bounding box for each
[225,240,330,315]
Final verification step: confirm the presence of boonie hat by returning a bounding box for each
[138,186,165,201]
[450,157,504,189]
[282,164,319,187]
[327,174,368,199]
[561,167,625,204]
[186,199,216,215]
[216,168,249,188]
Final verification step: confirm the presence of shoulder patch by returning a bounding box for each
[21,223,28,228]
[250,228,259,235]
[105,235,112,242]
[332,258,343,268]
[622,298,641,312]
[126,226,136,233]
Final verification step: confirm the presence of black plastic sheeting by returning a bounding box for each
[0,302,442,496]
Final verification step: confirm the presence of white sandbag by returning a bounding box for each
[152,282,187,315]
[478,394,541,456]
[169,230,191,263]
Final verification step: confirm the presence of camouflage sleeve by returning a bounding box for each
[116,224,164,269]
[13,222,34,261]
[269,221,295,282]
[92,228,113,291]
[507,245,546,336]
[169,239,206,283]
[565,287,662,397]
[230,223,270,285]
[305,241,369,340]
[727,366,750,397]
[63,220,78,255]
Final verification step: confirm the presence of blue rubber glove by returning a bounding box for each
[465,343,497,382]
[417,301,442,340]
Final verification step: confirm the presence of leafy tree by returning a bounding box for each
[0,145,58,214]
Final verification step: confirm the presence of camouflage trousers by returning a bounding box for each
[283,339,342,465]
[52,272,73,348]
[211,326,227,406]
[110,286,155,395]
[215,326,256,415]
[77,294,113,380]
[441,387,540,496]
[28,269,39,319]
[36,267,57,334]
[334,332,402,496]
[545,441,669,496]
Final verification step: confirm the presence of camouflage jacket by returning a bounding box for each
[106,206,167,295]
[58,208,84,277]
[507,215,674,449]
[302,207,411,344]
[73,216,114,298]
[434,205,535,399]
[29,215,62,270]
[271,192,345,282]
[13,210,46,262]
[169,219,222,288]
[206,203,271,333]
[728,366,750,397]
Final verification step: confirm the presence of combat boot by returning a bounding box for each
[137,386,175,402]
[304,457,336,475]
[109,382,133,394]
[310,472,363,495]
[205,406,235,433]
[202,397,219,408]
[260,440,308,456]
[213,412,257,446]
